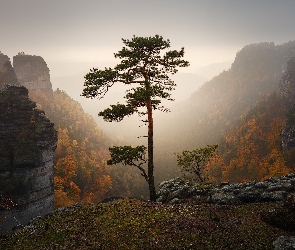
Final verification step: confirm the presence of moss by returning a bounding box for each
[0,199,293,249]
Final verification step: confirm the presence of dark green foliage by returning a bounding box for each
[82,35,189,201]
[176,144,218,182]
[107,146,147,167]
[99,104,134,122]
[82,35,189,106]
[107,146,148,181]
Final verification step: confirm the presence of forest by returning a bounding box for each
[154,41,295,186]
[36,40,295,205]
[27,85,155,206]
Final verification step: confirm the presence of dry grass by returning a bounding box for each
[0,198,294,249]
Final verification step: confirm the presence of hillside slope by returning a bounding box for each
[154,41,295,183]
[205,56,295,184]
[0,198,293,249]
[10,54,149,204]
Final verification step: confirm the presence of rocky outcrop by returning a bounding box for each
[157,173,295,204]
[280,57,295,100]
[273,236,295,250]
[209,174,295,204]
[0,52,18,88]
[13,54,53,97]
[0,85,57,233]
[157,177,213,204]
[281,57,295,151]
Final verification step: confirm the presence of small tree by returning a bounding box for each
[176,145,218,183]
[82,35,189,201]
[107,146,148,181]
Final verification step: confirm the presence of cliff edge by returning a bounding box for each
[0,85,57,233]
[281,57,295,151]
[13,54,53,97]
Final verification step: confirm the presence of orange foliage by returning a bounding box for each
[29,89,113,208]
[207,93,293,184]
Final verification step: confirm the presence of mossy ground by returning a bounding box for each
[0,198,294,249]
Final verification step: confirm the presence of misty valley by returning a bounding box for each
[1,38,295,249]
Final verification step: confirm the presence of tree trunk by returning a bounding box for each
[142,66,157,201]
[147,100,157,201]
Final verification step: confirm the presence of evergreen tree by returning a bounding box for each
[82,35,189,201]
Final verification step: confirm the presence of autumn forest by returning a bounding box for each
[2,40,295,207]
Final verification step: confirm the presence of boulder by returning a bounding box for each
[157,174,295,205]
[273,236,295,250]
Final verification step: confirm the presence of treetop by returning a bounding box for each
[82,34,189,122]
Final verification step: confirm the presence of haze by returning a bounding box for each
[1,0,295,138]
[1,0,294,75]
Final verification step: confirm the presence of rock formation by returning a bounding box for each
[281,57,295,151]
[280,57,295,100]
[0,85,57,233]
[13,54,53,97]
[273,236,295,250]
[157,173,295,204]
[0,52,18,88]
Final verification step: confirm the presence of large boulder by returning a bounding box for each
[273,236,295,250]
[157,174,295,204]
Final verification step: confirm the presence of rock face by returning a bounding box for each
[273,236,295,250]
[13,54,53,97]
[0,85,57,233]
[209,174,295,204]
[157,174,295,204]
[157,177,213,204]
[280,57,295,100]
[0,52,18,88]
[281,57,295,151]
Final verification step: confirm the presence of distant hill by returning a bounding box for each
[208,56,295,183]
[3,40,295,202]
[208,92,291,183]
[154,41,295,184]
[51,72,207,140]
[194,60,233,80]
[1,53,152,204]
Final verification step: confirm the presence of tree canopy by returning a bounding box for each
[82,35,189,118]
[82,35,189,201]
[176,145,218,183]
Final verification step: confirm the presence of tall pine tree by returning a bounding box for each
[82,35,189,201]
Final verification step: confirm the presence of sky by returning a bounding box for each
[1,0,295,78]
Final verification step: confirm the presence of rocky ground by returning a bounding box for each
[157,173,295,205]
[0,197,294,249]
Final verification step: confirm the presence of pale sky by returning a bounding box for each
[1,0,295,77]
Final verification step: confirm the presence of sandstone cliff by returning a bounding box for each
[281,57,295,151]
[13,54,53,97]
[0,85,57,233]
[0,52,18,88]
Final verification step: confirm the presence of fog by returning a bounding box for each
[1,0,295,142]
[2,0,295,75]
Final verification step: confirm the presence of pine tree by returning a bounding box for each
[82,35,189,201]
